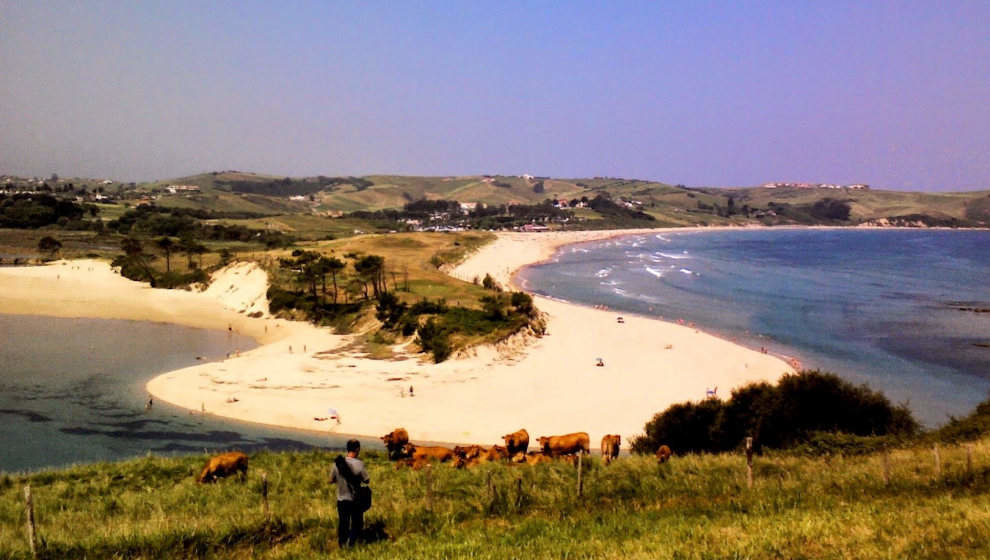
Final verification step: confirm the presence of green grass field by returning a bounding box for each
[1,437,987,559]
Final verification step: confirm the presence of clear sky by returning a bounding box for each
[2,1,988,191]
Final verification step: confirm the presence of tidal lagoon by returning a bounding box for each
[0,315,347,472]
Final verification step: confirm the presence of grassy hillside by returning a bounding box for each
[142,172,990,227]
[1,437,987,559]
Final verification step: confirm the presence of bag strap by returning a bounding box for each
[335,455,364,489]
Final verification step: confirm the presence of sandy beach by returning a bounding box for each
[0,230,793,449]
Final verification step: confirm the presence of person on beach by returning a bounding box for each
[330,439,370,548]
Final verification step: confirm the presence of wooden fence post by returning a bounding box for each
[882,449,891,485]
[514,477,523,510]
[933,444,941,479]
[425,464,434,511]
[24,485,37,558]
[261,472,269,519]
[745,437,754,489]
[576,453,584,497]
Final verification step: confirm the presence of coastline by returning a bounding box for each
[0,230,794,449]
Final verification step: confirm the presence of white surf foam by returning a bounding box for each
[644,266,664,278]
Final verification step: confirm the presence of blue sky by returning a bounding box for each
[1,1,988,190]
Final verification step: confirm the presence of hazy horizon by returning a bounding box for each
[2,1,988,191]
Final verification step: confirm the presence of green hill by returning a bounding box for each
[140,171,989,228]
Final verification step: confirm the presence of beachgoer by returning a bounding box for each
[409,385,414,397]
[329,439,370,548]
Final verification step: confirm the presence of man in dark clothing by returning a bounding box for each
[329,439,370,547]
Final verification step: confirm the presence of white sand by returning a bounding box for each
[0,230,793,449]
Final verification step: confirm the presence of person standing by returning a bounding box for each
[329,439,370,548]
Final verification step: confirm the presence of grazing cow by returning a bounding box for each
[656,444,672,464]
[197,451,248,483]
[501,429,530,457]
[381,428,410,460]
[537,432,590,458]
[601,434,621,465]
[402,443,455,464]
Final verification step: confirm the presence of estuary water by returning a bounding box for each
[518,229,990,427]
[0,315,355,472]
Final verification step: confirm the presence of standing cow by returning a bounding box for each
[600,434,621,465]
[656,444,672,464]
[502,428,530,459]
[381,428,410,460]
[537,432,590,458]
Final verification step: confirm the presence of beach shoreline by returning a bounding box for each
[0,229,794,449]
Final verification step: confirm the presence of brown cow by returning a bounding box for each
[402,443,455,464]
[484,445,510,462]
[453,445,484,460]
[501,429,529,457]
[656,444,672,464]
[524,451,553,465]
[381,428,410,460]
[537,432,590,458]
[197,451,248,483]
[601,434,621,465]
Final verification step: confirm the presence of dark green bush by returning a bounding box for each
[932,397,990,443]
[416,318,452,363]
[631,370,920,455]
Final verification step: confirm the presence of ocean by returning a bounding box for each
[517,228,990,427]
[0,315,356,472]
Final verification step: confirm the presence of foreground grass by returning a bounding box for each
[1,439,988,559]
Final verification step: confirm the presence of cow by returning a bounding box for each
[453,445,484,461]
[401,443,455,464]
[601,434,621,465]
[656,444,672,464]
[524,451,553,466]
[484,445,510,462]
[197,451,248,483]
[381,428,410,460]
[396,457,433,470]
[537,432,590,458]
[502,429,530,458]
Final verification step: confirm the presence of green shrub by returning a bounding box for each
[932,397,990,443]
[632,370,920,455]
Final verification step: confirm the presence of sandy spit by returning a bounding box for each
[0,230,793,449]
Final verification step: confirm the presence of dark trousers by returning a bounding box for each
[337,499,363,547]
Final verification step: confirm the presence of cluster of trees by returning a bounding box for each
[216,176,372,196]
[267,250,394,323]
[0,194,97,228]
[107,206,293,247]
[631,370,919,455]
[110,236,212,288]
[586,194,655,222]
[346,199,574,230]
[407,291,538,362]
[267,250,541,363]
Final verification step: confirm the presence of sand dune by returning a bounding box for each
[0,230,792,449]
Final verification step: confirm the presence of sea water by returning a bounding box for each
[0,315,357,472]
[518,229,990,427]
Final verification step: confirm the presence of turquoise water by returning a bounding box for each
[0,315,365,472]
[519,229,990,427]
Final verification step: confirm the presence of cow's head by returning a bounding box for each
[401,442,417,456]
[536,436,550,448]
